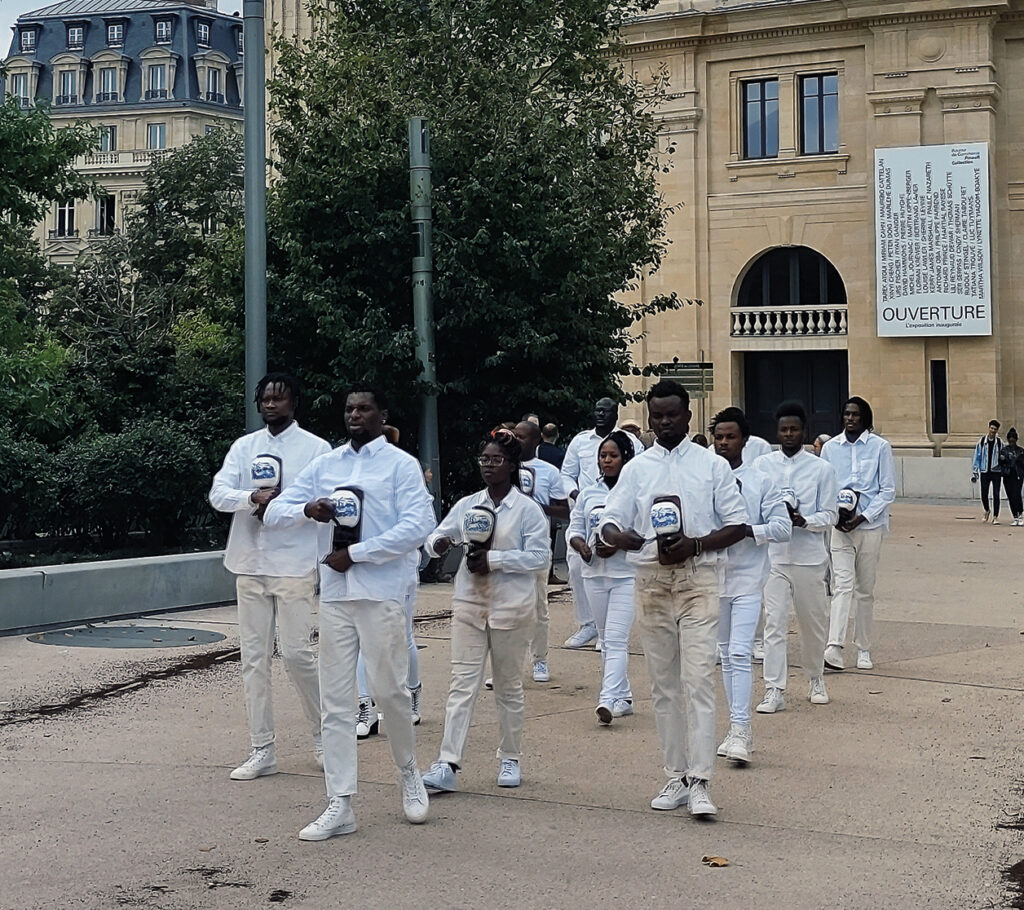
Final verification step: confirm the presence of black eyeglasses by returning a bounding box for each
[477,455,507,466]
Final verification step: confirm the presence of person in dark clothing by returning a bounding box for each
[999,428,1024,526]
[972,420,1004,524]
[537,423,565,469]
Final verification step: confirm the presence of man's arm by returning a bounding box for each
[802,461,839,532]
[749,481,793,545]
[486,504,552,574]
[856,440,896,526]
[208,440,257,514]
[347,458,436,564]
[262,459,322,529]
[560,435,582,496]
[424,499,466,558]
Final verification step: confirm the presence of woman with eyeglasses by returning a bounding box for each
[420,429,551,792]
[567,431,638,724]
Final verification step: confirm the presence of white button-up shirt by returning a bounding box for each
[598,437,749,569]
[722,462,792,597]
[209,422,331,577]
[754,449,838,565]
[263,434,435,603]
[820,430,896,530]
[567,478,633,579]
[521,457,567,506]
[424,487,550,630]
[561,427,646,495]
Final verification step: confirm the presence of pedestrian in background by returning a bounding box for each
[972,420,1004,523]
[999,428,1024,526]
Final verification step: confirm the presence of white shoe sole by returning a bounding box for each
[298,820,357,841]
[755,701,784,714]
[809,694,831,705]
[498,776,521,788]
[596,705,612,725]
[403,805,429,824]
[230,764,278,781]
[725,748,750,764]
[690,804,718,818]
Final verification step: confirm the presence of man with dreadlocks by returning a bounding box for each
[209,372,331,782]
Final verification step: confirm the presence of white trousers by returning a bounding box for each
[635,563,719,782]
[828,526,885,652]
[529,573,549,663]
[566,550,594,626]
[583,575,635,704]
[319,599,417,796]
[236,572,322,749]
[438,617,532,766]
[718,593,762,725]
[356,584,420,699]
[762,561,829,690]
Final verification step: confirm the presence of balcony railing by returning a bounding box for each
[205,91,225,104]
[55,94,79,105]
[95,91,119,102]
[730,304,848,338]
[88,228,114,238]
[16,97,31,108]
[79,149,170,168]
[83,151,120,165]
[132,149,169,163]
[145,89,168,100]
[48,229,79,239]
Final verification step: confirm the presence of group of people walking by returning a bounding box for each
[972,419,1024,525]
[210,373,895,839]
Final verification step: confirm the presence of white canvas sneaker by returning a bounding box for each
[410,685,422,726]
[823,644,845,671]
[564,623,598,648]
[610,699,634,717]
[532,661,550,682]
[717,728,736,758]
[756,687,785,714]
[809,675,831,704]
[856,650,874,670]
[688,779,718,818]
[596,703,613,725]
[497,758,521,788]
[356,699,379,739]
[751,639,765,663]
[298,797,357,841]
[422,760,457,792]
[229,746,277,781]
[725,724,752,764]
[399,764,429,824]
[650,778,689,810]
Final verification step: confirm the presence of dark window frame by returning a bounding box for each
[799,72,840,156]
[742,78,780,160]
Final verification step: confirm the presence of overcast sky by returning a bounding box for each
[1,0,242,54]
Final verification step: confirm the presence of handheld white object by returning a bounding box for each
[650,500,682,536]
[251,454,282,490]
[328,489,362,528]
[780,487,799,511]
[836,488,860,513]
[463,505,496,547]
[587,504,606,546]
[519,467,536,498]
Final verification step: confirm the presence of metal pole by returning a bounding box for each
[243,0,267,431]
[409,117,440,503]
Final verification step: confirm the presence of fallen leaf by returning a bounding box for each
[254,837,269,844]
[702,855,729,867]
[199,846,216,852]
[942,698,952,703]
[868,690,883,695]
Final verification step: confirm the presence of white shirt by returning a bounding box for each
[264,434,435,603]
[424,487,550,630]
[706,435,772,465]
[754,449,838,565]
[567,478,633,579]
[520,457,567,507]
[208,422,331,577]
[722,462,792,597]
[561,427,646,495]
[820,430,896,530]
[599,437,749,569]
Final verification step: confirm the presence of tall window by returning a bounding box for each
[147,64,167,99]
[20,30,36,52]
[107,23,124,45]
[742,79,779,160]
[155,20,172,42]
[196,22,210,45]
[57,70,78,104]
[99,125,117,151]
[236,29,243,54]
[55,202,76,237]
[97,67,118,102]
[10,73,29,105]
[206,67,222,102]
[147,122,167,149]
[67,26,84,49]
[97,196,116,236]
[736,247,846,309]
[800,73,839,155]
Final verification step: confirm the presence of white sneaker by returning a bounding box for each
[356,699,379,739]
[595,638,603,652]
[984,511,991,523]
[532,660,550,682]
[725,724,752,764]
[410,685,422,726]
[611,699,634,717]
[230,746,277,781]
[809,675,830,704]
[716,728,737,758]
[596,703,613,725]
[856,650,874,670]
[756,688,785,714]
[399,763,429,824]
[688,779,718,818]
[484,677,493,690]
[751,640,765,663]
[497,758,521,788]
[564,623,598,648]
[313,747,324,770]
[299,796,357,841]
[650,778,689,810]
[422,760,457,793]
[823,644,845,671]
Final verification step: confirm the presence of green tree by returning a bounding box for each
[268,0,682,488]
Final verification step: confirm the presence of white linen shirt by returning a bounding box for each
[820,430,896,531]
[208,421,331,577]
[753,449,838,565]
[722,462,792,597]
[567,478,633,579]
[424,487,551,630]
[561,427,646,495]
[263,434,435,603]
[521,457,567,507]
[598,437,749,569]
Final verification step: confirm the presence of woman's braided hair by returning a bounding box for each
[481,427,524,488]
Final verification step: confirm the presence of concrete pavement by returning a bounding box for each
[2,502,1024,909]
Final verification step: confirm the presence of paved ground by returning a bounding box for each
[2,502,1024,910]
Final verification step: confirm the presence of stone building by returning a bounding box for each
[3,0,243,264]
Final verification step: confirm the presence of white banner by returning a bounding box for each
[875,143,991,337]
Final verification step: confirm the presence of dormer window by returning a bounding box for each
[107,23,124,46]
[67,26,84,49]
[155,20,172,43]
[196,22,210,46]
[236,29,243,54]
[20,29,37,52]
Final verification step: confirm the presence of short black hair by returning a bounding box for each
[844,396,874,431]
[711,406,750,439]
[775,400,807,427]
[255,372,301,407]
[346,383,388,411]
[1008,427,1018,440]
[647,379,690,408]
[990,419,1001,430]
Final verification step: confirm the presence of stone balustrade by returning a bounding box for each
[730,304,848,337]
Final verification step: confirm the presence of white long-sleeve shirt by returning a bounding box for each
[598,437,749,569]
[754,449,838,565]
[424,487,550,630]
[567,478,633,579]
[521,457,567,507]
[561,427,646,496]
[263,434,435,603]
[722,462,792,597]
[208,421,331,577]
[820,430,896,531]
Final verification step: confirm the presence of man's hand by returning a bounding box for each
[304,498,336,523]
[323,547,353,573]
[466,549,490,575]
[838,513,867,533]
[433,536,454,556]
[601,527,645,552]
[594,541,618,559]
[786,504,807,528]
[660,534,697,564]
[250,488,278,522]
[570,537,593,563]
[742,523,755,539]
